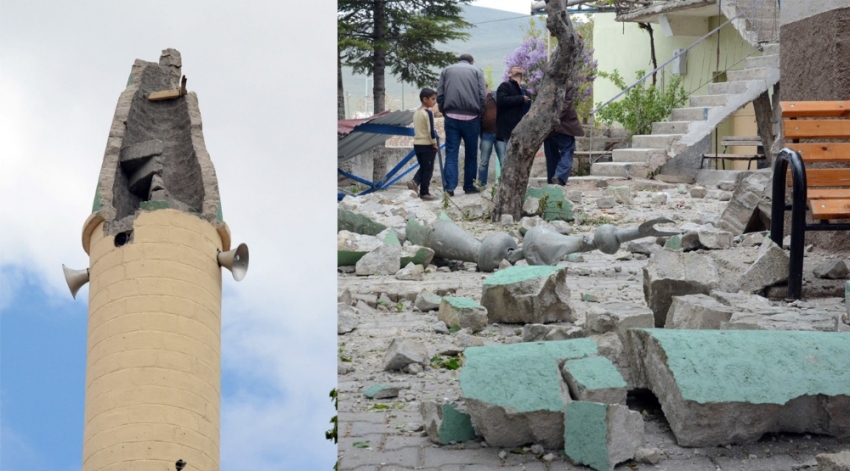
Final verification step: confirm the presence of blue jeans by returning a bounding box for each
[544,133,576,185]
[477,132,505,186]
[444,116,480,192]
[494,138,509,167]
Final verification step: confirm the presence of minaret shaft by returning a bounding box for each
[82,209,222,471]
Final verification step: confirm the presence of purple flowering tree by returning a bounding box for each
[503,36,597,121]
[502,37,548,97]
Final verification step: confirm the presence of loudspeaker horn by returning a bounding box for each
[217,243,249,281]
[62,265,90,299]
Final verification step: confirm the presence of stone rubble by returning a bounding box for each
[336,181,850,471]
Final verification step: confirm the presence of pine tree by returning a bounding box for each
[338,0,473,114]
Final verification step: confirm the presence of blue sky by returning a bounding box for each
[0,2,337,470]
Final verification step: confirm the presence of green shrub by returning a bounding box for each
[594,69,688,137]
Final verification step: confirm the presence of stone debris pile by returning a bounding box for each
[337,177,850,471]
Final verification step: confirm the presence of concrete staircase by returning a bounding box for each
[590,42,779,179]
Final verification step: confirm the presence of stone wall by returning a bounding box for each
[781,1,850,100]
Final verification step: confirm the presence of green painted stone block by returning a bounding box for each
[663,235,682,250]
[582,293,599,302]
[637,329,850,404]
[383,229,401,246]
[483,265,564,286]
[564,402,610,471]
[443,296,483,310]
[216,203,223,222]
[460,339,598,413]
[338,251,368,266]
[438,403,477,444]
[400,247,432,267]
[567,253,584,262]
[92,182,101,212]
[438,211,452,221]
[363,384,399,399]
[140,200,170,211]
[564,356,627,392]
[525,186,574,221]
[405,218,432,247]
[338,208,387,236]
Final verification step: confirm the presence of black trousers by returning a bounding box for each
[413,145,437,196]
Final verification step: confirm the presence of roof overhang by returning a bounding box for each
[617,0,718,23]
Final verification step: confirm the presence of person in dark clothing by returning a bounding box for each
[436,53,487,196]
[544,86,585,186]
[495,66,531,159]
[477,85,503,187]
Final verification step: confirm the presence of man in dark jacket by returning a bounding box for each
[495,66,531,159]
[544,86,585,186]
[477,85,503,187]
[437,53,487,196]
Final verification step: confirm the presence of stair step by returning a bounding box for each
[612,148,667,163]
[690,94,728,107]
[590,162,651,179]
[745,54,779,69]
[727,67,768,81]
[762,42,779,56]
[708,81,750,95]
[652,121,691,134]
[671,107,715,121]
[631,133,682,149]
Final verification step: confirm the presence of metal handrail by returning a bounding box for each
[590,0,770,116]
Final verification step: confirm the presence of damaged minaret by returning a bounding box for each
[62,49,248,471]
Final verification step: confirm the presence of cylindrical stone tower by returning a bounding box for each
[76,49,233,471]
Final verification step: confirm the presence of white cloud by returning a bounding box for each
[1,1,338,469]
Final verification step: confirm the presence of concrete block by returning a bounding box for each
[363,384,399,399]
[563,356,627,404]
[420,402,477,445]
[338,208,388,236]
[643,250,720,327]
[717,174,770,235]
[383,338,429,371]
[400,244,435,267]
[522,324,585,342]
[415,290,442,312]
[689,186,707,198]
[481,266,575,324]
[630,329,850,447]
[817,451,850,471]
[607,186,632,205]
[596,196,615,209]
[721,309,839,332]
[525,185,573,221]
[355,244,402,276]
[814,260,849,279]
[665,294,733,329]
[395,262,424,281]
[563,402,644,471]
[460,339,598,448]
[338,231,382,266]
[338,303,359,334]
[737,238,789,293]
[438,297,488,333]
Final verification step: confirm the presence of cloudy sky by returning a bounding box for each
[0,2,337,470]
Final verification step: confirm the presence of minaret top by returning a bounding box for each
[84,49,229,253]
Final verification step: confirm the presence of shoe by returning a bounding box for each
[445,190,455,197]
[407,181,419,192]
[420,194,437,201]
[555,177,567,186]
[464,187,481,194]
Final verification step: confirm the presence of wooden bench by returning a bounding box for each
[769,100,850,299]
[701,135,766,170]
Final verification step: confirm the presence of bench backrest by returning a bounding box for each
[781,101,850,187]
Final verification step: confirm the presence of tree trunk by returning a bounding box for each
[372,0,387,114]
[338,52,346,120]
[492,0,583,221]
[638,22,657,86]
